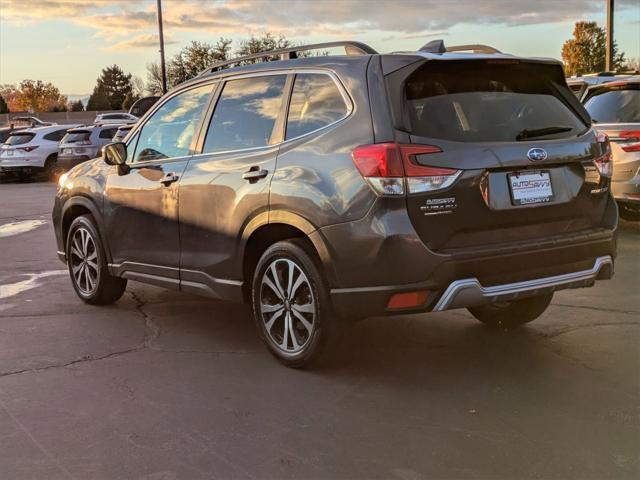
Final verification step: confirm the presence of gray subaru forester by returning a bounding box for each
[53,40,617,367]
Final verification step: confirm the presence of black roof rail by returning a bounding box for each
[419,40,502,55]
[199,41,378,75]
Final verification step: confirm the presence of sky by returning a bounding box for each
[0,0,638,96]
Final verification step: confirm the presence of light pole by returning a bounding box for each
[157,0,167,94]
[606,0,615,72]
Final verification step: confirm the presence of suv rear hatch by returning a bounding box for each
[386,58,611,252]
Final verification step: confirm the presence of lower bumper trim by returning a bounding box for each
[433,255,613,312]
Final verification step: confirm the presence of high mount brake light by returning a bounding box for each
[351,143,462,196]
[594,132,613,178]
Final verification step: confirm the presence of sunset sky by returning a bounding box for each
[0,0,638,95]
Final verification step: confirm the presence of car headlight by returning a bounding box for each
[58,172,70,190]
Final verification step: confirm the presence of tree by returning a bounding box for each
[562,21,626,76]
[236,32,291,64]
[122,91,139,110]
[0,94,8,114]
[146,38,232,93]
[87,65,134,110]
[69,100,84,112]
[10,80,67,112]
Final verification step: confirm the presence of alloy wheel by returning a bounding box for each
[69,227,99,295]
[259,258,315,354]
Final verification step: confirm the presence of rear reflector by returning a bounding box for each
[387,290,430,309]
[352,143,462,196]
[618,130,640,153]
[18,146,39,152]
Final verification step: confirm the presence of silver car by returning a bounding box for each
[583,77,640,220]
[94,113,138,126]
[58,124,124,172]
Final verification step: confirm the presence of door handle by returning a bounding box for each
[160,173,180,186]
[242,167,269,183]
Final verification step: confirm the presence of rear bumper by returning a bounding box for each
[432,255,612,311]
[325,197,617,319]
[612,174,640,205]
[57,155,91,171]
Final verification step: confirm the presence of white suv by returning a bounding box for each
[94,113,138,126]
[0,124,80,179]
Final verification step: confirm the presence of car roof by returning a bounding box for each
[585,76,640,92]
[18,124,81,134]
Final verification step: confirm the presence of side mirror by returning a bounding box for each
[103,142,127,166]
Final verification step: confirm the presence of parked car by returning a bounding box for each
[53,40,616,367]
[128,96,160,118]
[7,116,56,128]
[94,113,137,126]
[583,77,640,220]
[112,124,134,143]
[0,124,79,179]
[57,124,124,172]
[567,73,638,99]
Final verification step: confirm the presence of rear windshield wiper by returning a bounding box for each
[516,126,574,141]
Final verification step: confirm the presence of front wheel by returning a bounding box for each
[66,215,127,305]
[468,292,553,329]
[252,240,334,368]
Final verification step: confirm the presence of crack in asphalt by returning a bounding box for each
[552,302,640,315]
[128,290,161,349]
[535,320,639,339]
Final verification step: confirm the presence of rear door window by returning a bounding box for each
[133,84,213,162]
[5,133,35,145]
[43,129,68,142]
[404,61,586,142]
[584,88,640,123]
[203,75,287,152]
[285,73,349,140]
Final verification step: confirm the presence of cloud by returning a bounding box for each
[107,33,179,51]
[1,0,638,50]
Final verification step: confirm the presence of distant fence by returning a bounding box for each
[0,110,125,126]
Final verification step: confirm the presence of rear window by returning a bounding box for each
[63,131,91,143]
[404,61,586,142]
[584,87,640,123]
[5,133,35,145]
[99,127,118,139]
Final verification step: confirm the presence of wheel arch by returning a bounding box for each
[240,210,336,302]
[61,196,112,263]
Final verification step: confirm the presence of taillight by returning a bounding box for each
[351,143,462,196]
[618,130,640,153]
[594,132,613,178]
[18,146,39,152]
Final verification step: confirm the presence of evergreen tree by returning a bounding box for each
[0,94,8,114]
[562,21,626,76]
[87,65,134,110]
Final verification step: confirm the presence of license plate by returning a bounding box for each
[508,170,554,205]
[6,150,12,156]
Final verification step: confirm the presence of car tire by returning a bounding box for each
[44,154,63,181]
[251,239,337,368]
[618,203,640,222]
[467,292,553,329]
[66,215,127,305]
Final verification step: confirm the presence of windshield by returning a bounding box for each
[5,133,35,145]
[584,88,640,123]
[404,61,586,142]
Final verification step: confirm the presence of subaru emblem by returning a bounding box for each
[527,148,548,162]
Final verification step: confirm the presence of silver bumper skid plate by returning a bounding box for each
[433,255,613,312]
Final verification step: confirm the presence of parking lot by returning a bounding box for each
[0,178,638,479]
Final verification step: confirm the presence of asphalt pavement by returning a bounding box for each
[0,178,638,480]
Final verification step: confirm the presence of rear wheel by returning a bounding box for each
[468,292,553,329]
[251,240,335,368]
[66,215,127,305]
[618,203,640,222]
[44,154,63,181]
